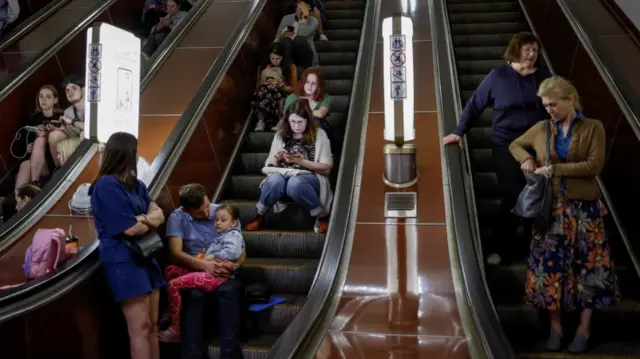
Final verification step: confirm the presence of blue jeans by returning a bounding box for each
[180,279,243,359]
[257,173,322,216]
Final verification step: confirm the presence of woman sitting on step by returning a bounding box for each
[245,99,332,234]
[509,76,619,354]
[251,43,297,132]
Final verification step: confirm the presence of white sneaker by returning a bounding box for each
[254,119,266,132]
[319,33,328,41]
[486,253,502,266]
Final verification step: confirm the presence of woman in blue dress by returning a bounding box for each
[89,132,165,359]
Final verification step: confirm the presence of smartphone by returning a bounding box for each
[285,25,294,32]
[24,126,39,134]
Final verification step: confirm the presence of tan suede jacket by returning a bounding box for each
[508,118,605,200]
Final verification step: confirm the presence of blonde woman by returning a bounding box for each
[56,138,81,166]
[509,76,618,353]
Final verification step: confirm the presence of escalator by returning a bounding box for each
[179,1,365,356]
[445,0,640,357]
[0,0,143,200]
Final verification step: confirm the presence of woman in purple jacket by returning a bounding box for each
[442,32,552,266]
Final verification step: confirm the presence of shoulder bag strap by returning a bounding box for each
[545,120,551,167]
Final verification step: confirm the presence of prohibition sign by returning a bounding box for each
[390,51,406,66]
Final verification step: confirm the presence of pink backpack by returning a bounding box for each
[23,228,67,279]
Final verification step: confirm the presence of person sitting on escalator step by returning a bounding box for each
[245,99,332,234]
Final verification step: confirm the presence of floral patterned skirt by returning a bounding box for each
[525,197,620,311]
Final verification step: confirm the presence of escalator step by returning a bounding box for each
[323,9,364,20]
[469,148,493,172]
[450,22,528,35]
[315,40,360,53]
[455,46,505,60]
[453,33,514,46]
[224,200,316,231]
[318,52,358,66]
[236,153,268,174]
[325,18,363,29]
[456,60,505,75]
[448,0,517,3]
[324,1,364,11]
[323,29,361,41]
[466,126,492,148]
[458,74,487,90]
[321,65,356,80]
[244,230,325,258]
[243,132,274,153]
[324,79,354,94]
[448,12,522,24]
[472,172,498,196]
[448,2,521,13]
[241,257,318,294]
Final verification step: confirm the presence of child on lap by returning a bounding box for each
[159,204,244,342]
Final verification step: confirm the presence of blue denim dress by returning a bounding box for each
[91,175,165,302]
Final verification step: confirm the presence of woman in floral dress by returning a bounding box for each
[508,76,619,354]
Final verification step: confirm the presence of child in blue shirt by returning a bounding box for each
[159,204,244,342]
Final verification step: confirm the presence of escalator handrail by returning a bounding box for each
[432,0,517,357]
[555,0,640,141]
[265,0,379,358]
[520,0,640,284]
[0,0,216,256]
[146,0,266,197]
[0,0,119,103]
[0,0,72,52]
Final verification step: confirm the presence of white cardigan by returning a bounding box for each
[261,129,333,216]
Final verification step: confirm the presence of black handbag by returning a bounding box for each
[511,120,554,227]
[119,195,164,261]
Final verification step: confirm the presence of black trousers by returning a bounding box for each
[279,36,314,69]
[180,278,244,359]
[489,145,531,260]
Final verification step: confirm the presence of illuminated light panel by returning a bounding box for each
[84,23,141,143]
[381,16,415,143]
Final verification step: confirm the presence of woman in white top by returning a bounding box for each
[244,99,333,234]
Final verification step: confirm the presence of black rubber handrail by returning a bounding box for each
[265,0,379,357]
[0,0,266,321]
[0,0,72,52]
[431,0,517,357]
[0,0,216,251]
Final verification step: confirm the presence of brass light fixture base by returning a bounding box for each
[382,143,419,188]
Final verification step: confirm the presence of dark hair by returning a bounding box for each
[503,32,541,63]
[89,132,138,194]
[216,204,240,221]
[261,42,292,84]
[63,74,85,89]
[179,183,207,211]
[297,67,325,101]
[16,184,41,200]
[278,99,318,143]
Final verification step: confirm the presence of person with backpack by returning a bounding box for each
[90,132,165,359]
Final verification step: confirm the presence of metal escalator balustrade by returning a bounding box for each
[445,0,640,357]
[160,1,365,357]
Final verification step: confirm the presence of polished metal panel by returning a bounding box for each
[383,144,418,188]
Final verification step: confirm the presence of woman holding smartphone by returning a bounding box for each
[14,85,62,189]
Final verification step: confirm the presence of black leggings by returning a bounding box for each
[489,145,531,259]
[280,37,314,69]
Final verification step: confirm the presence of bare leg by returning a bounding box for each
[577,308,592,336]
[121,294,153,359]
[48,130,67,167]
[16,160,32,188]
[148,289,160,359]
[29,136,48,182]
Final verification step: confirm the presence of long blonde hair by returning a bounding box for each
[537,75,583,110]
[57,138,82,165]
